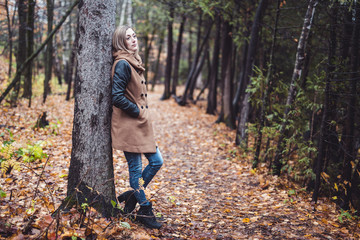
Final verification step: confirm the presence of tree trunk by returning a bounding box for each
[253,0,281,168]
[222,21,235,129]
[5,0,13,78]
[151,30,165,91]
[206,13,221,115]
[22,0,36,106]
[14,0,27,99]
[66,0,116,218]
[172,15,186,96]
[43,0,54,103]
[53,37,63,85]
[119,0,126,25]
[144,29,156,85]
[312,2,337,203]
[340,1,360,210]
[126,0,133,26]
[161,5,174,100]
[235,0,268,146]
[272,0,318,175]
[66,14,79,101]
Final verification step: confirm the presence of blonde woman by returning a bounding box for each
[111,25,163,229]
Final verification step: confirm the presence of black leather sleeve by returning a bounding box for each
[112,60,140,118]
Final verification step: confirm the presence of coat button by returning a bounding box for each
[141,93,144,97]
[141,106,144,109]
[146,106,148,109]
[145,94,147,97]
[141,81,144,84]
[145,81,147,84]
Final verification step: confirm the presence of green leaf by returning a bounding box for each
[111,200,117,208]
[0,190,6,198]
[288,189,296,196]
[120,221,131,229]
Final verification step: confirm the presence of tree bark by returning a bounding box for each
[235,0,268,146]
[14,0,27,99]
[161,5,174,100]
[22,0,36,106]
[312,2,337,203]
[43,0,54,103]
[253,0,281,168]
[151,31,165,91]
[222,21,235,129]
[272,0,318,175]
[206,13,221,115]
[340,1,360,210]
[66,14,79,101]
[5,0,13,78]
[66,0,117,218]
[172,15,186,96]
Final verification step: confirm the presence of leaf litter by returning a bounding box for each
[0,87,359,239]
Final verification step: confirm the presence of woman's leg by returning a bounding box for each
[124,151,150,206]
[143,147,163,188]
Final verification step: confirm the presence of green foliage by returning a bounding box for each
[338,209,357,223]
[22,142,47,163]
[0,187,6,198]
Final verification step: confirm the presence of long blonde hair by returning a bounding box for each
[112,25,139,55]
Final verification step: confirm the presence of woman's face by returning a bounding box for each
[125,28,138,53]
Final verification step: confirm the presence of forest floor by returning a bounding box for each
[0,85,359,239]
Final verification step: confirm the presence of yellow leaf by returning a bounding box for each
[250,168,256,175]
[223,209,231,213]
[331,222,339,228]
[321,218,328,224]
[332,196,337,200]
[334,183,338,191]
[242,218,250,223]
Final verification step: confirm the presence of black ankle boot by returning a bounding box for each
[117,190,137,214]
[136,203,162,229]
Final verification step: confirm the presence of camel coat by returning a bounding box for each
[111,50,156,153]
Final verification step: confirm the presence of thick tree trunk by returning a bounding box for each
[272,0,318,175]
[161,6,174,100]
[14,0,27,99]
[235,0,268,145]
[312,2,337,203]
[43,0,54,103]
[22,0,36,106]
[222,21,235,129]
[172,15,186,96]
[253,0,281,168]
[206,14,221,115]
[66,0,116,218]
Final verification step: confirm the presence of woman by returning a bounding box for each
[111,25,163,229]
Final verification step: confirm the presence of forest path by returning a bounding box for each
[115,88,354,239]
[0,87,356,239]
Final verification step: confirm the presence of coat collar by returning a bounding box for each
[113,50,145,73]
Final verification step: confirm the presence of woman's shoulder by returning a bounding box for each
[114,59,131,74]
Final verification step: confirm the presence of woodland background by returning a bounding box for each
[0,0,360,239]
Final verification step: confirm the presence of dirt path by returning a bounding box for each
[0,88,357,239]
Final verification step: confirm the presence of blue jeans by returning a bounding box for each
[124,147,163,206]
